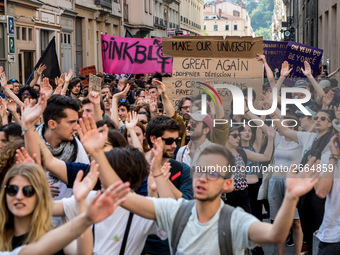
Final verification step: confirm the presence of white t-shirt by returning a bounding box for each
[273,132,302,169]
[63,192,166,255]
[0,246,23,255]
[152,197,258,255]
[297,132,330,159]
[316,153,340,243]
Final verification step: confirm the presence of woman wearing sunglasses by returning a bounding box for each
[0,163,59,252]
[224,125,275,213]
[272,109,335,253]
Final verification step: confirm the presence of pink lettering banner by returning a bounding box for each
[101,34,173,74]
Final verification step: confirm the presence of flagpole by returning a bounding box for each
[24,70,35,87]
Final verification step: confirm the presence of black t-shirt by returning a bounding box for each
[12,233,65,255]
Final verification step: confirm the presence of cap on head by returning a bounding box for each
[104,74,115,82]
[319,79,331,90]
[295,79,309,88]
[190,111,213,130]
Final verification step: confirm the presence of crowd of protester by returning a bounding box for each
[0,54,339,255]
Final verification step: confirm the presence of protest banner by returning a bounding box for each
[101,35,173,74]
[172,57,263,78]
[263,41,287,73]
[80,65,97,77]
[89,73,102,92]
[162,36,263,58]
[284,41,323,82]
[163,77,262,114]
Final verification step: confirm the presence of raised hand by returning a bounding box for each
[40,78,53,99]
[154,79,166,95]
[6,99,17,113]
[0,71,7,88]
[150,137,164,175]
[88,87,101,106]
[86,181,130,224]
[160,162,171,180]
[54,84,63,95]
[49,183,60,197]
[36,64,47,76]
[0,97,7,118]
[280,61,293,77]
[149,98,157,113]
[329,134,340,156]
[65,69,73,83]
[77,116,108,155]
[301,61,312,77]
[21,92,47,127]
[113,84,130,100]
[286,157,321,199]
[323,90,334,108]
[15,147,39,165]
[266,126,276,139]
[73,160,99,203]
[256,54,267,63]
[125,111,138,130]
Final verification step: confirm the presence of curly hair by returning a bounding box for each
[0,138,25,184]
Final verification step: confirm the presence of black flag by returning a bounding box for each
[34,36,61,82]
[125,29,134,38]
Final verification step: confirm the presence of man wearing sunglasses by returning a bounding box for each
[145,115,193,255]
[176,111,214,166]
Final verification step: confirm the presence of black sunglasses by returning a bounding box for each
[313,116,330,122]
[140,120,148,124]
[161,137,181,145]
[229,133,240,139]
[5,185,35,197]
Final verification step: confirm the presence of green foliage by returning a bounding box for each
[255,27,272,40]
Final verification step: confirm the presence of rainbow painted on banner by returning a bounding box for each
[196,82,222,105]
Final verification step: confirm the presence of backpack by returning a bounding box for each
[171,200,235,255]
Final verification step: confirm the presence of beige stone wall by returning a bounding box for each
[180,0,204,35]
[318,0,340,73]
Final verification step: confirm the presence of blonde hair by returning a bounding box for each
[0,163,52,251]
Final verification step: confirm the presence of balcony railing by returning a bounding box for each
[94,0,112,9]
[123,3,128,22]
[154,16,159,25]
[164,20,168,27]
[160,18,164,26]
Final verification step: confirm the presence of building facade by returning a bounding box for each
[272,0,287,41]
[123,0,154,38]
[180,0,204,35]
[3,0,124,82]
[151,0,180,38]
[203,1,253,37]
[285,0,318,47]
[318,0,340,73]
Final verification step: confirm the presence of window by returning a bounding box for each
[214,25,218,31]
[68,34,71,44]
[233,10,240,17]
[16,27,20,40]
[234,24,238,30]
[28,28,32,41]
[22,27,27,41]
[225,25,229,31]
[204,25,206,30]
